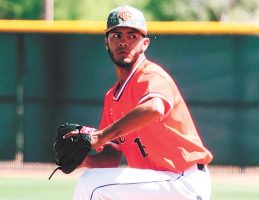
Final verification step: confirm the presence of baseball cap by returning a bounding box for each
[105,5,147,35]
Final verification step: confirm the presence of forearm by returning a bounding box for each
[92,97,165,149]
[102,107,158,140]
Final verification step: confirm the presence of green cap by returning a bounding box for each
[105,6,147,35]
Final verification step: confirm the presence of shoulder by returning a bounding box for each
[137,60,173,82]
[105,88,113,97]
[142,60,163,73]
[104,82,117,99]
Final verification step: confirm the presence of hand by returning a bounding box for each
[63,126,96,139]
[63,127,105,151]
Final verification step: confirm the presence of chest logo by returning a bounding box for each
[134,137,148,157]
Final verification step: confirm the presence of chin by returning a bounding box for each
[117,62,132,68]
[114,59,132,68]
[123,58,132,64]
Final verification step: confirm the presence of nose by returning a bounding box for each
[119,37,128,47]
[119,41,128,47]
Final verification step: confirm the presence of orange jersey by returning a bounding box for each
[99,58,213,173]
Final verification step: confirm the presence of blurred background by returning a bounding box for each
[0,1,259,199]
[1,0,259,21]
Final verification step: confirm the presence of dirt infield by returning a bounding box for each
[1,160,259,180]
[0,160,84,179]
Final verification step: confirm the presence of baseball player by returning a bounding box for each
[64,5,213,200]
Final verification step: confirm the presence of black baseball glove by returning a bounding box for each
[49,123,92,179]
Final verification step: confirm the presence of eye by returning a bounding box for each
[129,34,137,39]
[113,33,121,38]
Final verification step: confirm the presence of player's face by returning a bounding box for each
[105,27,150,68]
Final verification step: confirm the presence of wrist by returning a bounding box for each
[91,130,107,150]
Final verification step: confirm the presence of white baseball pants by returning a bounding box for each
[73,165,211,200]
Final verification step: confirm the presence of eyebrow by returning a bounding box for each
[110,28,140,34]
[111,31,141,36]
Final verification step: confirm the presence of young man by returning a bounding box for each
[65,5,213,200]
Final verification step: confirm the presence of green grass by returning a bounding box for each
[213,183,259,200]
[0,177,77,200]
[1,175,259,200]
[212,177,259,200]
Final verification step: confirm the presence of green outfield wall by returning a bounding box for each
[0,21,258,166]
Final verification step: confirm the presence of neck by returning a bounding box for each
[115,55,145,84]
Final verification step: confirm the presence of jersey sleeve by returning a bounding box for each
[133,71,175,118]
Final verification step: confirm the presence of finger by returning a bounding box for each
[95,146,104,152]
[80,126,97,134]
[63,130,79,139]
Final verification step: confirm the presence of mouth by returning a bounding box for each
[116,49,130,55]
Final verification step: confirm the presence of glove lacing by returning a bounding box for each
[48,166,61,180]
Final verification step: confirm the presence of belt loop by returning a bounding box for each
[197,164,205,171]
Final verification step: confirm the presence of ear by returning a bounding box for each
[142,37,150,52]
[105,37,108,50]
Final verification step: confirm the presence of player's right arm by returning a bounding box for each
[79,145,122,168]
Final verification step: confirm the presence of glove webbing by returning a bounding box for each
[49,128,88,180]
[48,133,85,180]
[49,124,93,180]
